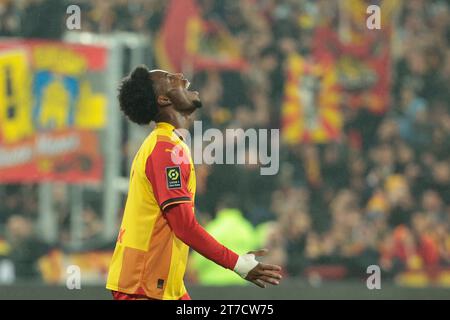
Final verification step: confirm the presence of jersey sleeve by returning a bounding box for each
[164,202,239,270]
[145,140,192,211]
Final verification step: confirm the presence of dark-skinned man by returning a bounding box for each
[106,65,282,300]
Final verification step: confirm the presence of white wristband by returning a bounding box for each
[233,254,259,279]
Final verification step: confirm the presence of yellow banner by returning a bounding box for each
[0,42,107,145]
[0,51,34,143]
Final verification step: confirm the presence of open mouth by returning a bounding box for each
[186,85,199,95]
[183,80,199,96]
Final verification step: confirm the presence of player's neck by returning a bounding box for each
[155,110,193,130]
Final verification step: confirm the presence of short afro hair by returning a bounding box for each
[118,65,158,125]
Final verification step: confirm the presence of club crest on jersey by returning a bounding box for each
[166,166,181,189]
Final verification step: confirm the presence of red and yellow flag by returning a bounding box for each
[155,0,247,73]
[281,54,342,145]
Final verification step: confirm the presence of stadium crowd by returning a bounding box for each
[0,0,449,282]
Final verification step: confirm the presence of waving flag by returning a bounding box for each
[155,0,248,73]
[281,54,342,145]
[312,0,401,114]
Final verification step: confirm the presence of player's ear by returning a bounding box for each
[157,95,172,107]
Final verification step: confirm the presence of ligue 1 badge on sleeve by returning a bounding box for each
[166,166,182,189]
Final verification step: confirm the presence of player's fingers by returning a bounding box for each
[259,262,282,272]
[258,275,280,286]
[252,279,266,288]
[260,270,282,280]
[248,248,268,257]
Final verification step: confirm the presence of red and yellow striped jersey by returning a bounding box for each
[106,122,196,300]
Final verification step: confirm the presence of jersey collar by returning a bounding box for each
[156,122,175,131]
[155,122,184,141]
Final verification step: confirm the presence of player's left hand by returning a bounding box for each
[239,249,283,288]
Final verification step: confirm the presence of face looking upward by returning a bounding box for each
[149,70,202,114]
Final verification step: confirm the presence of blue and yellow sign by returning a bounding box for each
[0,40,108,182]
[0,41,107,144]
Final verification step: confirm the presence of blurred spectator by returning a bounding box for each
[0,0,20,37]
[20,0,65,39]
[5,215,49,281]
[81,206,103,245]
